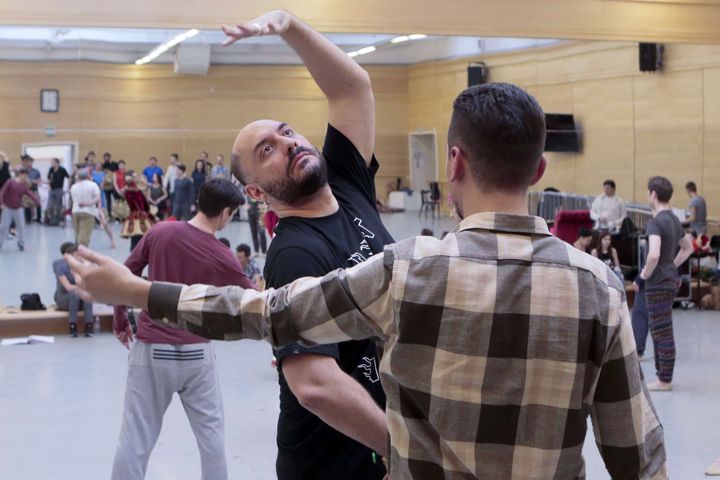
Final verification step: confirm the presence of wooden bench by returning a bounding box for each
[0,304,114,337]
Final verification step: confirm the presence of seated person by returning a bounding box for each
[573,227,593,252]
[591,231,623,281]
[53,242,93,337]
[235,243,263,289]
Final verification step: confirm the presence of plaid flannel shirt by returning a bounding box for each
[149,212,667,479]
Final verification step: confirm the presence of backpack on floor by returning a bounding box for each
[20,293,46,311]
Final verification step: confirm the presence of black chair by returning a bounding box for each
[419,182,441,218]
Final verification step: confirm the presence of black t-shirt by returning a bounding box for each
[47,166,69,190]
[102,160,119,172]
[266,124,393,480]
[646,210,684,285]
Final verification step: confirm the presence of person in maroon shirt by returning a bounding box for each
[111,178,255,480]
[0,168,40,251]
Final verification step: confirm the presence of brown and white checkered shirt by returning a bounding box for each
[149,212,667,479]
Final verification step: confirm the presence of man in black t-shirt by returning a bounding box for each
[46,157,69,226]
[225,11,391,480]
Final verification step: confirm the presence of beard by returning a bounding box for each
[263,146,328,206]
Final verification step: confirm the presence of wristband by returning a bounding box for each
[634,276,646,288]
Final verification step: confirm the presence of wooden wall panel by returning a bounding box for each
[0,62,408,200]
[3,0,720,44]
[633,70,704,201]
[407,41,720,216]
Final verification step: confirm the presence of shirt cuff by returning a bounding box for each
[147,281,183,325]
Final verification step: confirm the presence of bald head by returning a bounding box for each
[231,119,285,184]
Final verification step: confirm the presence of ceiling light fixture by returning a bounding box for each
[391,35,409,44]
[135,28,199,65]
[356,46,376,55]
[347,51,359,58]
[408,34,427,40]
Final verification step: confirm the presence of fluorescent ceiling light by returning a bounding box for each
[391,35,409,44]
[408,34,427,40]
[135,28,199,65]
[356,46,376,55]
[347,51,359,57]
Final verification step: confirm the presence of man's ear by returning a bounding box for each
[529,156,547,186]
[448,146,466,183]
[244,183,266,203]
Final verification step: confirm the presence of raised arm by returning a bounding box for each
[222,10,375,163]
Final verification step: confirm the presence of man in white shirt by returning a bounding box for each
[164,153,179,205]
[590,179,627,231]
[70,169,100,246]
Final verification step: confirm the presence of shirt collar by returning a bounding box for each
[457,212,551,236]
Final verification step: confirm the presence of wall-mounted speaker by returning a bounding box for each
[468,62,488,86]
[639,43,664,72]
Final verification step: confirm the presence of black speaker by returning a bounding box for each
[468,62,488,86]
[639,43,663,72]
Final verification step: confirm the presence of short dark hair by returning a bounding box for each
[648,176,673,203]
[420,228,434,236]
[118,160,126,166]
[60,242,77,255]
[603,180,616,190]
[17,168,28,175]
[197,178,245,218]
[170,153,179,161]
[448,82,546,191]
[21,154,33,162]
[149,156,157,162]
[236,243,251,257]
[177,164,186,172]
[685,181,697,192]
[578,227,592,239]
[218,237,231,248]
[52,157,60,164]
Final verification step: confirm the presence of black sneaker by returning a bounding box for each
[84,322,93,337]
[69,323,78,338]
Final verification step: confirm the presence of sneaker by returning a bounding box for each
[69,324,78,338]
[706,457,720,476]
[18,242,24,251]
[83,323,93,337]
[647,381,672,392]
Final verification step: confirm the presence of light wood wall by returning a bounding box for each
[3,0,720,44]
[408,42,720,214]
[0,61,408,200]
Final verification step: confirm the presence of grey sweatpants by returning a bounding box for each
[0,207,24,249]
[111,341,227,480]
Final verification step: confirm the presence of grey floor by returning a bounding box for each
[0,213,718,479]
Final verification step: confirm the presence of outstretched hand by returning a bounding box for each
[64,246,151,309]
[221,10,293,46]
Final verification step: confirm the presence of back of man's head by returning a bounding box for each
[60,242,77,255]
[648,176,674,203]
[685,181,697,193]
[76,169,90,181]
[448,83,545,192]
[198,178,245,218]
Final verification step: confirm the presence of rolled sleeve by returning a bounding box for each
[147,281,184,325]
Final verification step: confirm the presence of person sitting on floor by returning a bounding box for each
[573,226,593,252]
[53,242,93,337]
[591,230,623,281]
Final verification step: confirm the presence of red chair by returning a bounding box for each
[551,210,593,245]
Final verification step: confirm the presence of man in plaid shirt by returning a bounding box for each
[68,83,667,479]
